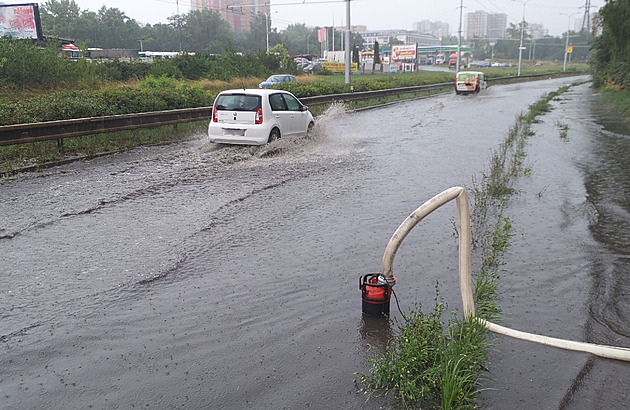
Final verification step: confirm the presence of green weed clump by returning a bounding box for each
[357,304,489,410]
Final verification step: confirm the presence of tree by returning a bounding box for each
[373,41,380,64]
[352,44,359,64]
[40,0,81,38]
[268,44,297,73]
[598,0,630,61]
[245,13,270,53]
[506,22,529,41]
[590,0,630,88]
[182,10,234,53]
[280,23,317,56]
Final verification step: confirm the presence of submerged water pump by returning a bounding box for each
[359,273,396,316]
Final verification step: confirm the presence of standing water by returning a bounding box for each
[476,83,630,408]
[1,78,627,408]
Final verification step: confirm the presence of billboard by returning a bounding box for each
[391,44,417,61]
[0,3,43,40]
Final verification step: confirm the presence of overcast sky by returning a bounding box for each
[69,0,599,37]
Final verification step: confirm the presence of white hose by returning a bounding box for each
[381,186,630,362]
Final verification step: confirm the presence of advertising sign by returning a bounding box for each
[0,3,43,40]
[391,44,417,61]
[322,61,358,73]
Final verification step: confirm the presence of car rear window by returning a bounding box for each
[214,94,262,111]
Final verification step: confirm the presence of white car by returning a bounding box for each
[208,89,314,145]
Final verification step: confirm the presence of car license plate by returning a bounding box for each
[223,128,245,136]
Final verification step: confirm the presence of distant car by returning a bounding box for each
[455,71,488,95]
[302,61,322,73]
[258,74,297,88]
[208,89,314,145]
[470,61,491,68]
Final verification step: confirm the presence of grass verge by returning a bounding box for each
[355,84,575,409]
[599,87,630,125]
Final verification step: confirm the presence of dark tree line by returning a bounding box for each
[39,0,363,56]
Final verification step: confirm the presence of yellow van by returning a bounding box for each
[455,71,487,95]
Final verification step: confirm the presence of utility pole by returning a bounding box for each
[581,0,591,37]
[344,0,351,84]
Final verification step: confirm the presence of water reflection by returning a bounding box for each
[585,94,630,341]
[359,314,393,356]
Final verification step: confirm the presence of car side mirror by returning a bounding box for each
[302,105,308,111]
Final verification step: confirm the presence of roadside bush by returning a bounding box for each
[173,54,211,80]
[0,39,81,88]
[148,59,184,79]
[0,82,214,125]
[92,60,152,82]
[0,90,115,124]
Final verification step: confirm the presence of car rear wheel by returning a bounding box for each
[268,127,280,143]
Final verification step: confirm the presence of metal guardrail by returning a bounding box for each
[0,107,211,147]
[0,71,587,148]
[299,82,453,106]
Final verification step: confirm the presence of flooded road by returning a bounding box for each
[1,76,628,408]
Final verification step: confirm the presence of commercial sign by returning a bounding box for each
[0,3,42,40]
[391,44,417,61]
[322,61,358,73]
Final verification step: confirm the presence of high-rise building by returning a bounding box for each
[191,0,270,32]
[529,23,549,40]
[465,10,506,40]
[466,11,488,39]
[413,20,450,40]
[487,13,507,40]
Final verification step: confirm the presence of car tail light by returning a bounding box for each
[212,106,218,122]
[255,107,263,124]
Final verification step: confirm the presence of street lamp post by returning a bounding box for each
[456,0,463,72]
[561,12,579,71]
[514,0,529,76]
[263,12,269,53]
[263,2,271,53]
